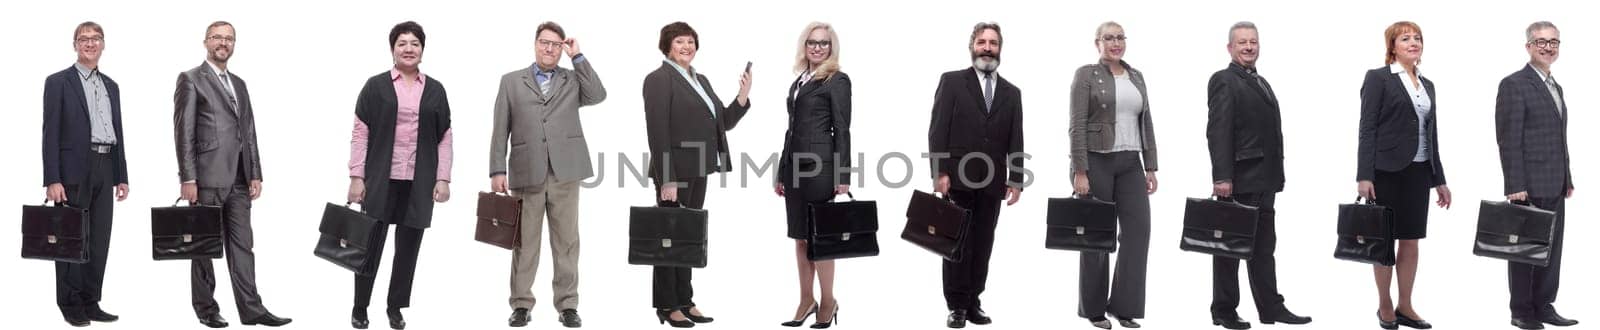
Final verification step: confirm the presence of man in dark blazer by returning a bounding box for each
[172,21,290,328]
[42,21,130,328]
[927,22,1025,329]
[1496,21,1577,330]
[489,21,606,328]
[1204,22,1311,330]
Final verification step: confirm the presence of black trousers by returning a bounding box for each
[1508,197,1566,319]
[354,180,427,310]
[653,176,707,309]
[1211,192,1286,319]
[57,152,116,316]
[942,188,1002,310]
[192,159,270,320]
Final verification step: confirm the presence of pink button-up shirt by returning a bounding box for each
[349,69,454,182]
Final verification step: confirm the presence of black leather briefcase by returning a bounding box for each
[1333,197,1396,266]
[807,193,880,261]
[150,198,225,260]
[1045,194,1118,253]
[901,190,971,262]
[475,192,523,250]
[1179,196,1259,260]
[315,203,385,275]
[628,201,709,268]
[1474,200,1558,266]
[20,201,90,263]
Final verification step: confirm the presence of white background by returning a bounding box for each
[1,0,1592,329]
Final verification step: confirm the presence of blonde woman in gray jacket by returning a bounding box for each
[1068,21,1157,330]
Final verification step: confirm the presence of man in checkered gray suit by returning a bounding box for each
[1494,21,1577,330]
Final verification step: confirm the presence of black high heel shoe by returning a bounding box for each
[680,307,714,323]
[782,303,818,327]
[1378,311,1399,330]
[811,303,839,329]
[656,309,695,328]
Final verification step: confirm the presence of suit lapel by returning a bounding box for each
[547,68,569,102]
[963,69,990,117]
[65,67,89,118]
[198,64,240,118]
[664,64,713,114]
[1233,66,1277,108]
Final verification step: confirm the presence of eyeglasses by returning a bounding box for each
[207,35,236,43]
[537,39,564,49]
[1531,38,1561,49]
[75,36,104,45]
[1099,34,1127,43]
[805,39,831,49]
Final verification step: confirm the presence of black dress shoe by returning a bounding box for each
[1111,314,1141,328]
[352,308,369,329]
[387,308,406,330]
[656,309,695,328]
[1514,318,1547,330]
[680,307,713,323]
[1087,316,1112,329]
[560,309,583,328]
[63,312,91,327]
[1214,316,1252,329]
[1261,310,1312,325]
[1377,312,1398,330]
[199,314,230,328]
[1539,313,1579,327]
[85,307,119,322]
[509,308,531,327]
[243,313,292,327]
[1395,312,1432,329]
[967,308,992,325]
[947,309,968,329]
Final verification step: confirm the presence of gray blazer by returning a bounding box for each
[1069,61,1158,173]
[1495,64,1571,198]
[174,62,262,188]
[490,58,608,191]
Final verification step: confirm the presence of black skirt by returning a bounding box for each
[1373,162,1435,240]
[783,163,837,239]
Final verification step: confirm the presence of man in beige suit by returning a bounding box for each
[489,21,606,328]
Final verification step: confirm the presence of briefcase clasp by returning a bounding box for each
[1075,226,1085,235]
[841,233,852,241]
[1509,235,1519,244]
[492,218,503,227]
[661,239,673,248]
[339,239,349,248]
[928,226,937,235]
[182,234,193,243]
[1213,230,1223,239]
[1356,236,1366,244]
[47,235,58,244]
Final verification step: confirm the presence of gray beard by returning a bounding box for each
[973,57,1000,73]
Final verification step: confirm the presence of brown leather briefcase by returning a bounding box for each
[475,192,523,250]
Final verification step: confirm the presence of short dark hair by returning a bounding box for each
[75,21,103,39]
[658,21,698,56]
[389,21,426,49]
[206,21,233,38]
[537,21,566,40]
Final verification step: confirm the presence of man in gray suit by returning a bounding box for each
[172,21,290,328]
[1495,21,1576,330]
[489,21,607,328]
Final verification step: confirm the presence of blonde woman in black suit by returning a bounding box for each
[641,21,752,328]
[773,22,851,329]
[1356,21,1451,330]
[1069,21,1157,330]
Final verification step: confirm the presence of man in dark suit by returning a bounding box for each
[1204,22,1311,330]
[172,21,291,328]
[1495,21,1577,330]
[42,21,130,328]
[927,22,1025,329]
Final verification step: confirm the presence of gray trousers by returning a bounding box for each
[1078,151,1151,319]
[509,178,582,311]
[191,182,270,320]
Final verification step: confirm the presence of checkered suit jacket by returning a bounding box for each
[1495,64,1572,198]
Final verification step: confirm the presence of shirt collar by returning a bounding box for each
[390,68,425,84]
[74,62,98,80]
[664,58,693,77]
[532,62,558,76]
[973,68,997,80]
[1231,61,1257,75]
[206,60,229,78]
[1529,63,1553,83]
[1388,62,1415,76]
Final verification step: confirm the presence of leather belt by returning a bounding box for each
[90,144,115,154]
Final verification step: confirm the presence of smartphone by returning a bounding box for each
[744,61,753,73]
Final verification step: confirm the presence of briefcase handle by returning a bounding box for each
[1071,193,1105,202]
[171,197,207,207]
[657,200,684,208]
[1210,195,1239,204]
[343,202,367,213]
[1352,196,1377,205]
[832,192,858,202]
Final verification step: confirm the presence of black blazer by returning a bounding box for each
[354,71,451,229]
[778,72,852,196]
[42,66,129,187]
[1207,62,1285,193]
[642,61,750,185]
[928,68,1024,194]
[1495,64,1571,198]
[1356,66,1446,186]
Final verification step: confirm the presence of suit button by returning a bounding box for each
[1100,89,1106,94]
[1101,104,1108,109]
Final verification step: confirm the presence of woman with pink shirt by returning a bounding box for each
[344,21,454,330]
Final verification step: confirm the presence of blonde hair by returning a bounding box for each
[1095,21,1123,40]
[792,22,840,81]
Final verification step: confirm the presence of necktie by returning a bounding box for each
[1547,76,1564,118]
[1252,71,1276,103]
[219,73,238,109]
[983,73,995,112]
[539,72,552,95]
